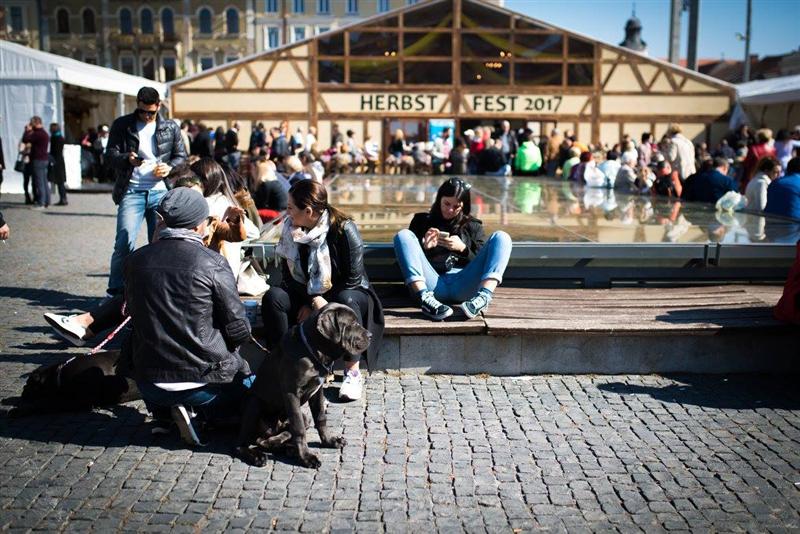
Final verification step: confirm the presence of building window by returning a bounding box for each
[265,0,278,12]
[377,0,390,12]
[317,0,330,14]
[120,56,135,74]
[141,8,154,34]
[163,57,176,81]
[10,7,24,32]
[161,8,175,37]
[119,8,133,35]
[200,56,214,70]
[293,26,306,42]
[226,8,239,34]
[267,26,280,48]
[56,8,70,34]
[82,9,96,34]
[316,26,329,35]
[346,0,358,15]
[226,56,240,63]
[407,0,418,4]
[142,57,156,79]
[198,8,213,34]
[293,0,305,13]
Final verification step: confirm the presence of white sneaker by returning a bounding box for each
[339,370,363,401]
[43,313,87,347]
[171,405,206,447]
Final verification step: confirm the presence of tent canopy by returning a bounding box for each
[0,40,166,97]
[736,74,800,106]
[0,40,166,194]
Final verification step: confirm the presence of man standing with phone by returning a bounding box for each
[105,87,187,297]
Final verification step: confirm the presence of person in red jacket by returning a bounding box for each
[742,128,776,190]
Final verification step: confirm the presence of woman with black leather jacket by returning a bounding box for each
[261,179,384,401]
[394,177,512,321]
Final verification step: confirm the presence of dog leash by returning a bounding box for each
[250,334,268,353]
[87,316,131,356]
[87,301,131,356]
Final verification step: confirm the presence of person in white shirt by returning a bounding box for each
[745,156,780,212]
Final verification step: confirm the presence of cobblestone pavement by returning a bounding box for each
[1,194,799,532]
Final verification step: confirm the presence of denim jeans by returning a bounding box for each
[228,151,241,171]
[32,160,50,207]
[137,374,254,423]
[107,187,167,295]
[393,229,512,303]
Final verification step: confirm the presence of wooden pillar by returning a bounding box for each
[591,45,601,145]
[451,0,461,121]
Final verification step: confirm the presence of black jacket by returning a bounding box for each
[478,146,506,174]
[225,129,240,154]
[48,134,66,185]
[192,129,213,158]
[124,237,251,384]
[281,219,370,303]
[408,212,485,272]
[107,113,187,204]
[254,180,288,211]
[279,219,384,367]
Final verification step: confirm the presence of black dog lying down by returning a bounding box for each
[235,303,371,468]
[8,350,140,417]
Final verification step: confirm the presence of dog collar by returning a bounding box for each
[299,322,335,377]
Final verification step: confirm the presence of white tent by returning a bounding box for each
[731,74,800,129]
[0,40,167,194]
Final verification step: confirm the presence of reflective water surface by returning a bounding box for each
[264,175,800,245]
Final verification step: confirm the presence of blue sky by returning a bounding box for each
[505,0,799,60]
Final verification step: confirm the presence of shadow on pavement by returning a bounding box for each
[44,212,116,218]
[0,286,100,312]
[598,374,800,409]
[0,403,239,455]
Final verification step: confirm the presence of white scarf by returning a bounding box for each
[276,209,332,295]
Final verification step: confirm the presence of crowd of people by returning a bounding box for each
[546,123,800,219]
[38,87,513,449]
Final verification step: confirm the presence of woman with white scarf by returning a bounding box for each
[261,180,384,401]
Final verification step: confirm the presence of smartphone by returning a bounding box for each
[437,230,450,239]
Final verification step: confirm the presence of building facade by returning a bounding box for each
[1,0,502,82]
[170,0,734,158]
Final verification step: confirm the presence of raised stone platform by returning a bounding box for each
[371,285,798,375]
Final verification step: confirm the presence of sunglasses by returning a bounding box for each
[447,177,472,191]
[136,107,158,118]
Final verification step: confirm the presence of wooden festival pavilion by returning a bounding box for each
[168,0,735,159]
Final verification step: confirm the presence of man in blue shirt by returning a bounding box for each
[681,156,738,204]
[765,157,800,220]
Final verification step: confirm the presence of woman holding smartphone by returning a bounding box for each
[393,177,512,320]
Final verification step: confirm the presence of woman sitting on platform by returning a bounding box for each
[393,177,512,321]
[261,179,384,401]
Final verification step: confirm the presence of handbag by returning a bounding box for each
[237,258,269,296]
[14,153,25,173]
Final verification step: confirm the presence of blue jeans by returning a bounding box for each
[137,375,254,422]
[32,160,50,207]
[393,229,512,303]
[228,151,241,171]
[107,187,167,294]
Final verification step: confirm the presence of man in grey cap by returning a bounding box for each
[124,187,252,446]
